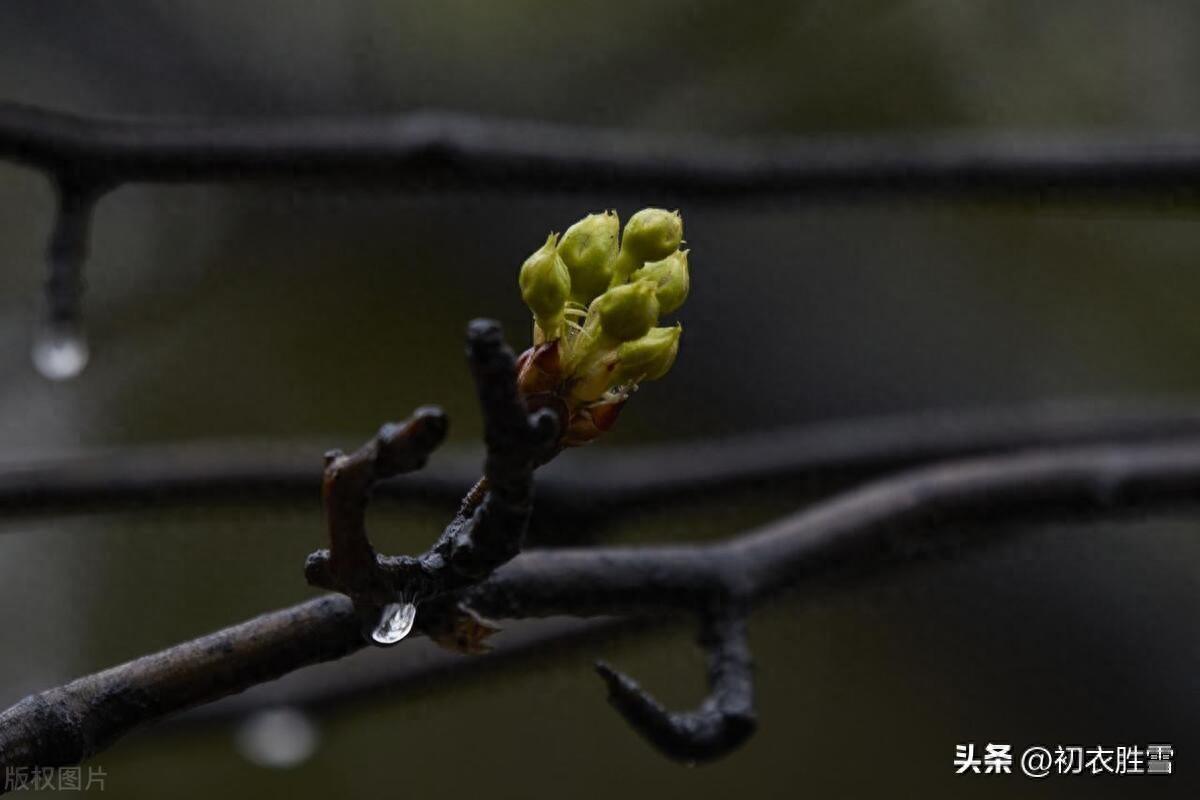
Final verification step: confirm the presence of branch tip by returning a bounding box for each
[310,323,550,625]
[466,318,506,358]
[373,406,448,477]
[594,611,757,764]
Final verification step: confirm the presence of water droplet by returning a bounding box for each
[372,601,417,645]
[234,707,319,769]
[31,322,89,380]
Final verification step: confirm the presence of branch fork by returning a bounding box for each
[304,319,559,644]
[301,318,756,759]
[11,431,1200,778]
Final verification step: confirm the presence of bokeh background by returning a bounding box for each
[1,1,1199,797]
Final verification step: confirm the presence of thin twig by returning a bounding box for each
[4,437,1200,778]
[597,607,755,763]
[305,319,559,614]
[312,406,448,602]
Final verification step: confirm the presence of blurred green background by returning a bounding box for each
[1,1,1199,797]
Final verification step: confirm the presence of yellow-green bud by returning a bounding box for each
[558,211,618,305]
[595,279,660,342]
[611,208,683,286]
[631,250,689,315]
[615,325,681,385]
[623,208,683,262]
[519,233,571,339]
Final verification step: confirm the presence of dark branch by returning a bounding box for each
[3,400,1200,515]
[305,320,557,647]
[5,437,1200,777]
[597,607,755,762]
[43,180,100,328]
[8,102,1200,199]
[305,406,448,602]
[412,319,559,584]
[0,595,362,777]
[10,100,1200,364]
[166,616,644,729]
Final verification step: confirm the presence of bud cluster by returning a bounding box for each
[516,208,688,446]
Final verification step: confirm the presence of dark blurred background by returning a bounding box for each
[1,1,1199,797]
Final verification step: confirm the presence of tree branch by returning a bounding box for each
[9,100,1200,352]
[304,320,558,622]
[7,102,1200,199]
[3,401,1200,515]
[165,616,644,729]
[597,607,755,763]
[0,595,362,778]
[5,436,1200,779]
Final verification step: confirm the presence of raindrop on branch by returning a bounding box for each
[235,707,320,769]
[372,601,417,645]
[31,320,89,381]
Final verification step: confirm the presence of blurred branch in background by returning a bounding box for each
[7,101,1200,378]
[4,400,1200,516]
[10,102,1200,194]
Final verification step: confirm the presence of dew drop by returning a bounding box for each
[31,322,89,381]
[371,601,417,645]
[234,707,319,769]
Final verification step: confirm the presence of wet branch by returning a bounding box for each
[4,401,1200,515]
[8,102,1200,197]
[5,435,1200,777]
[10,101,1200,353]
[303,405,447,605]
[304,320,558,618]
[168,616,644,729]
[597,607,756,762]
[0,595,362,777]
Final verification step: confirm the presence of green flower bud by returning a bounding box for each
[513,209,691,448]
[614,324,681,385]
[558,211,618,305]
[595,279,660,342]
[611,208,683,286]
[631,250,689,315]
[519,233,571,340]
[623,208,683,263]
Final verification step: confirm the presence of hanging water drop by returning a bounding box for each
[31,320,89,381]
[36,181,98,382]
[371,601,417,645]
